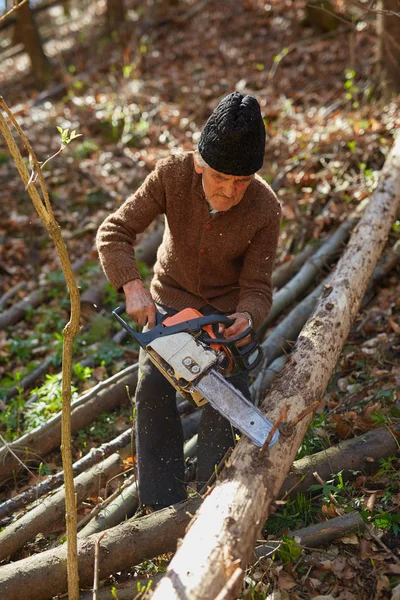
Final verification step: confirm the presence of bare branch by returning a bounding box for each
[0,0,28,25]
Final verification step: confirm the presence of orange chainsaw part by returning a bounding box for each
[163,308,233,372]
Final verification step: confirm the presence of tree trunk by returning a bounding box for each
[377,0,400,96]
[15,2,51,88]
[106,0,125,32]
[150,133,400,600]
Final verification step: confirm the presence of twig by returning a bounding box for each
[346,0,400,18]
[0,0,28,24]
[289,401,320,427]
[0,433,35,479]
[259,404,288,457]
[365,524,400,564]
[93,531,107,600]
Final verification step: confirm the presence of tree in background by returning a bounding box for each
[106,0,126,33]
[377,0,400,96]
[15,0,51,88]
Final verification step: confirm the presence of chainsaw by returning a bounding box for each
[112,305,279,448]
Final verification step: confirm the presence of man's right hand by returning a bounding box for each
[123,279,156,329]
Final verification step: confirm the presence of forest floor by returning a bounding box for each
[0,0,399,598]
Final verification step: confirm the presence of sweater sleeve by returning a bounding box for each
[236,203,281,330]
[96,163,166,291]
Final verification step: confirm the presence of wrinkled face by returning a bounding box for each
[194,158,254,212]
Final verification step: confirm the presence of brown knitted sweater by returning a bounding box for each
[96,152,281,329]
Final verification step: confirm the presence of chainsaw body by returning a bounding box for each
[113,306,279,448]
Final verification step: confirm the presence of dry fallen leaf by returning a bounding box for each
[277,571,296,591]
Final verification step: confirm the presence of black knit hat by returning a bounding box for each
[198,92,266,176]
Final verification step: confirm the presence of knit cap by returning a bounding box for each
[198,92,266,176]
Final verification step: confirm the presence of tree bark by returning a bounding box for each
[150,133,400,600]
[377,0,400,96]
[15,2,52,88]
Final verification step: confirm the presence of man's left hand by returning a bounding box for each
[218,312,252,347]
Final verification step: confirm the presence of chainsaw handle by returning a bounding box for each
[112,305,236,349]
[112,304,166,347]
[200,328,263,372]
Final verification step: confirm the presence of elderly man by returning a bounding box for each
[96,92,281,509]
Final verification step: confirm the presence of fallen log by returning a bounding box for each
[5,355,54,401]
[73,423,398,551]
[253,236,400,402]
[254,511,365,558]
[0,281,27,310]
[0,428,132,521]
[271,241,320,290]
[0,258,86,330]
[0,402,200,522]
[0,496,203,600]
[258,204,367,337]
[150,133,400,600]
[78,415,201,539]
[252,280,326,403]
[0,453,123,561]
[0,364,138,482]
[0,423,394,597]
[75,511,365,600]
[280,425,400,498]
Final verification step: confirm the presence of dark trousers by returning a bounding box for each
[134,317,251,508]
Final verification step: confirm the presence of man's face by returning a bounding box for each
[194,160,254,212]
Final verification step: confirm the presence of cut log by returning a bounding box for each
[0,496,203,600]
[0,364,138,482]
[0,453,123,561]
[258,206,366,337]
[150,133,400,600]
